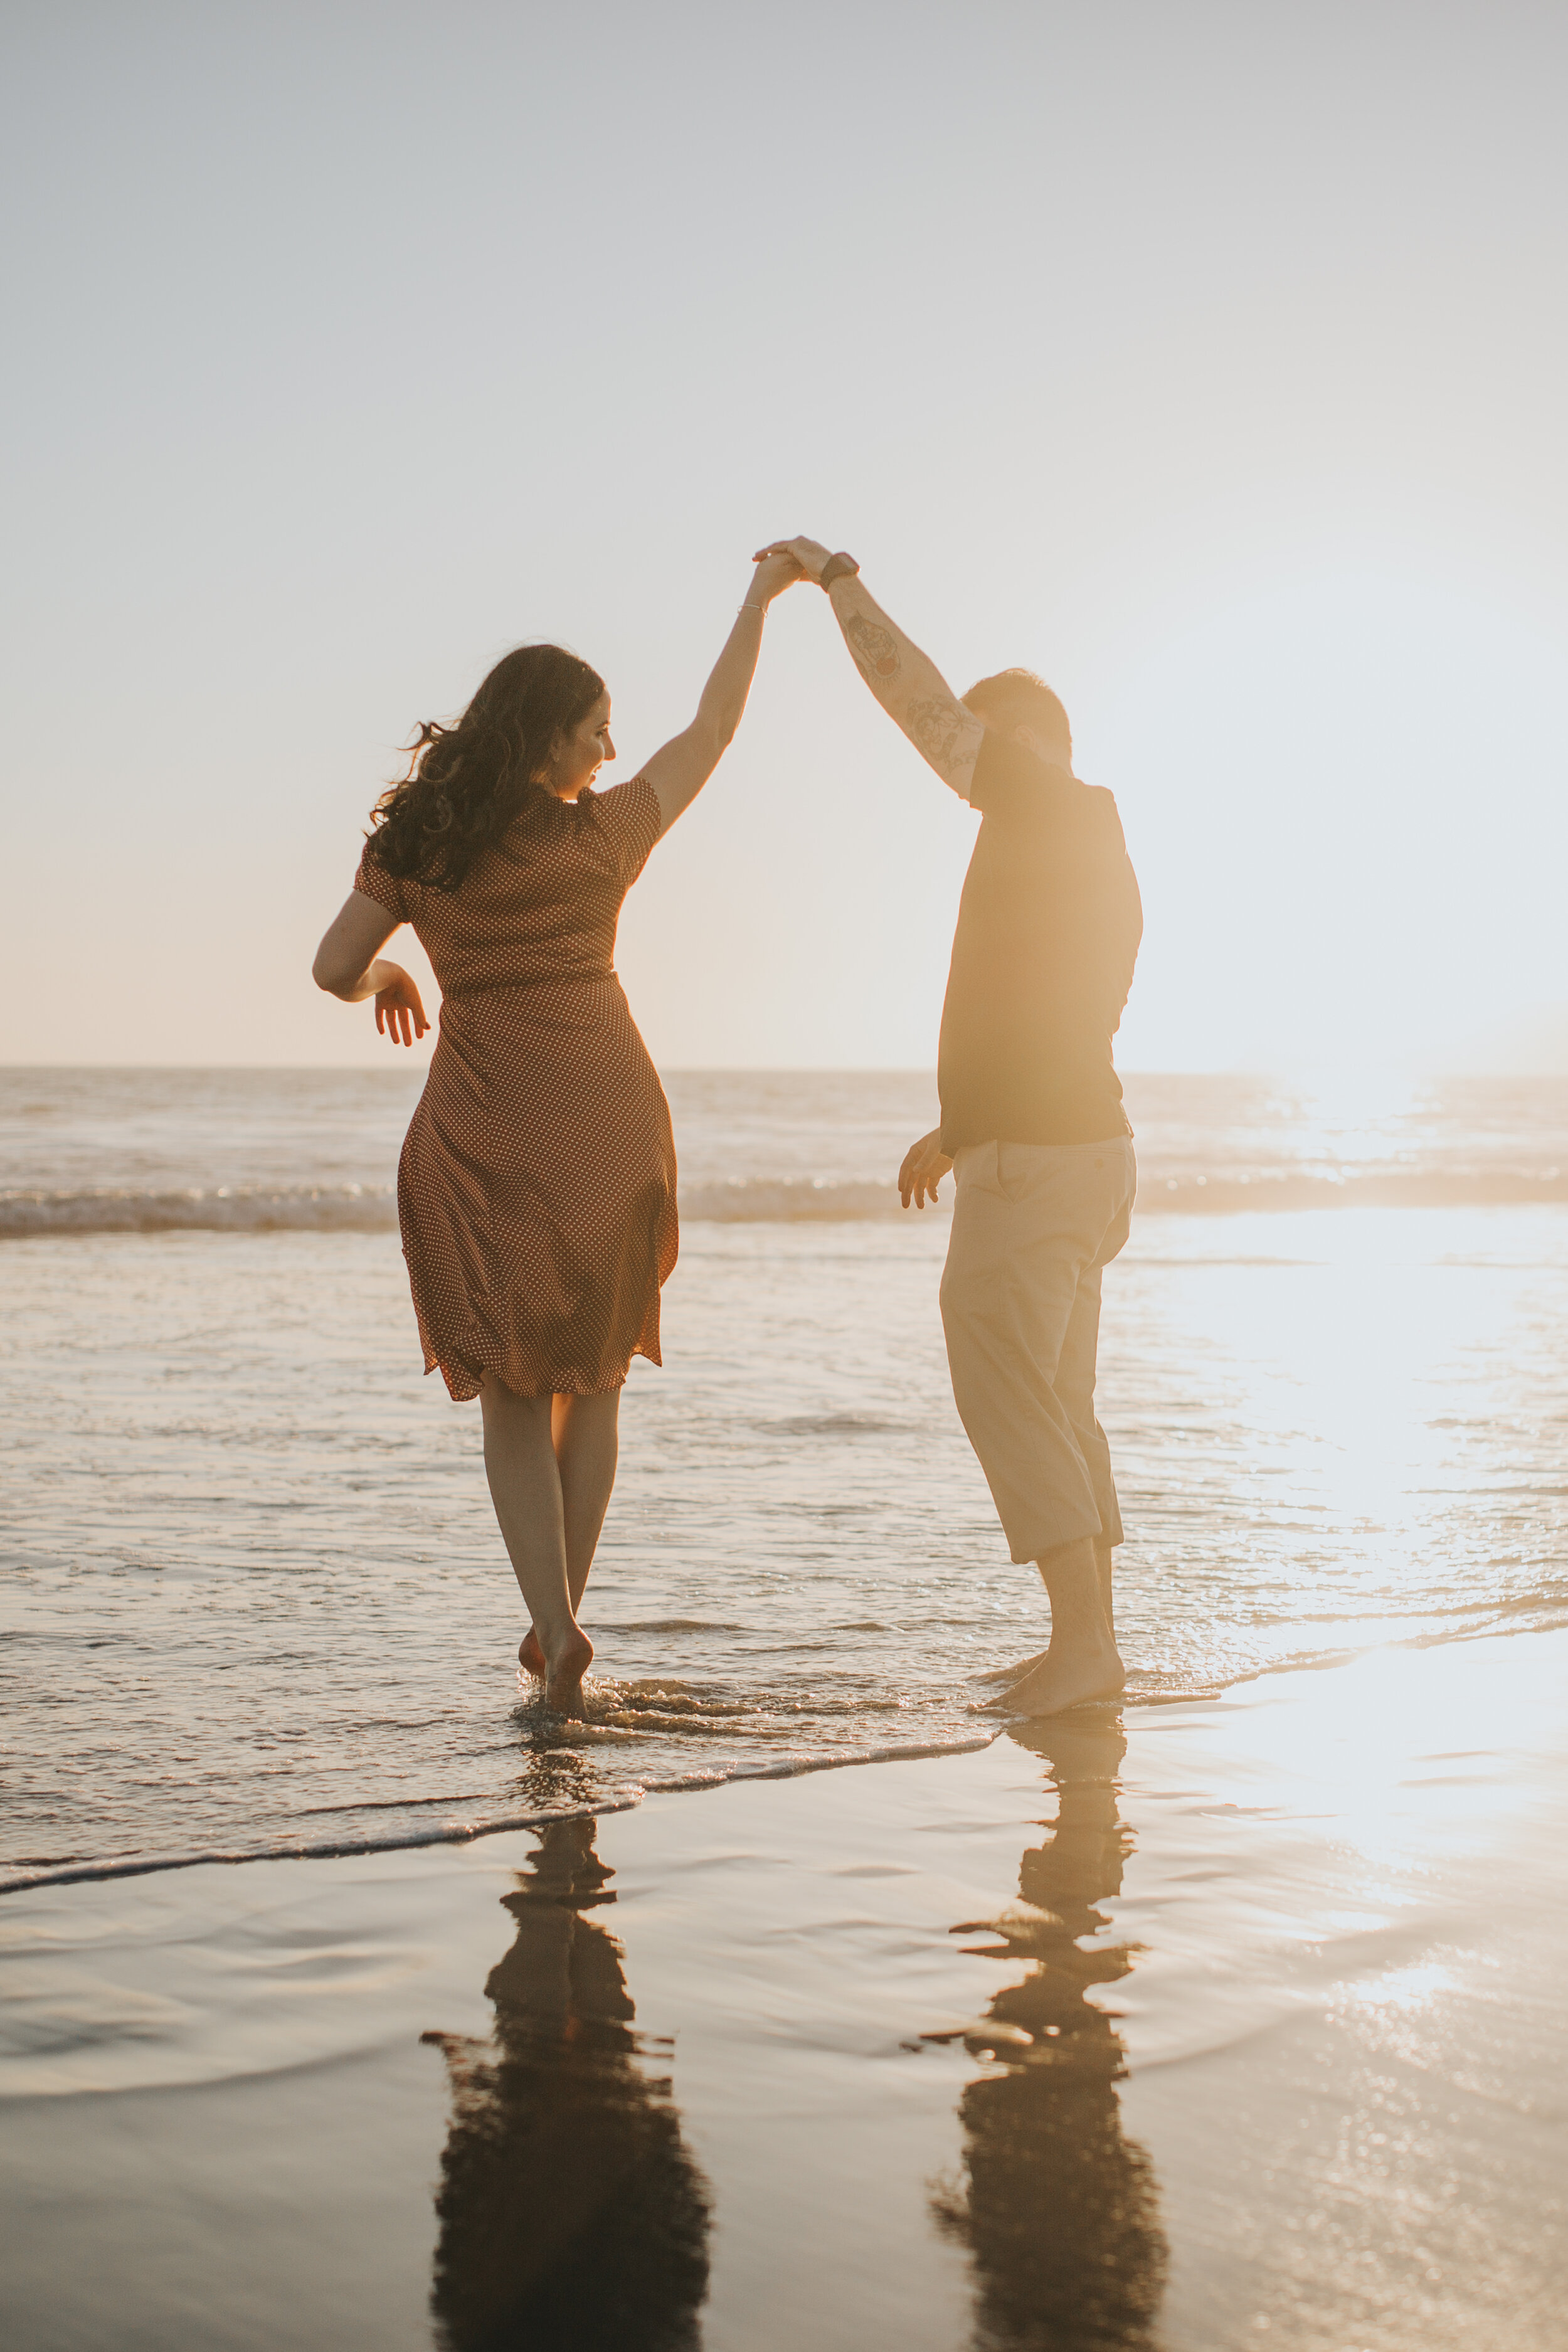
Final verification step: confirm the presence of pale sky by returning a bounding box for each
[5,0,1566,1071]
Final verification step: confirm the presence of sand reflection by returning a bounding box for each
[422,1734,1166,2348]
[421,1817,711,2350]
[928,1725,1168,2348]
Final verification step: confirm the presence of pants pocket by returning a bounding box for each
[995,1142,1032,1204]
[956,1141,1005,1199]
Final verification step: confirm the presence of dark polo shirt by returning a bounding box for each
[937,732,1142,1154]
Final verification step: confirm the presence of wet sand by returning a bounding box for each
[3,1626,1565,2351]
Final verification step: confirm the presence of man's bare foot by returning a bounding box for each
[518,1629,546,1681]
[544,1631,594,1717]
[981,1633,1125,1718]
[975,1647,1049,1686]
[980,1545,1114,1682]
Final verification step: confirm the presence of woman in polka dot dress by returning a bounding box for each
[313,550,804,1708]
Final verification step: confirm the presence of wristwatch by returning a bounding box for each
[818,551,861,591]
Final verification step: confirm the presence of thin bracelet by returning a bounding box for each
[738,601,766,615]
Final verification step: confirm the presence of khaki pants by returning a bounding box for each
[940,1137,1137,1564]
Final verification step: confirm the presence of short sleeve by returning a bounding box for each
[589,775,663,888]
[352,845,407,924]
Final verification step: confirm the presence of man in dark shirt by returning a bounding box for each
[936,694,1143,1153]
[759,538,1142,1717]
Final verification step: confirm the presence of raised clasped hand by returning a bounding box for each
[748,548,808,604]
[754,536,833,583]
[375,967,430,1048]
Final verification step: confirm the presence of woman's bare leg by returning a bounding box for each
[517,1391,621,1683]
[480,1378,593,1714]
[553,1390,620,1609]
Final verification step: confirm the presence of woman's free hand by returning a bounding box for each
[748,549,807,605]
[899,1126,953,1210]
[755,536,833,583]
[374,965,429,1047]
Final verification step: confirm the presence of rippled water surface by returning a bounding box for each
[3,1070,1567,1883]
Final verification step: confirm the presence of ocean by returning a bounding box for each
[4,1067,1567,1890]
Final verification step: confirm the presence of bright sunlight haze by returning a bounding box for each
[5,3,1566,1074]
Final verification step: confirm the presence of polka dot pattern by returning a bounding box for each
[352,776,676,1401]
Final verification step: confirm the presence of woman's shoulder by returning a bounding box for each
[581,774,661,879]
[482,776,650,868]
[584,773,657,824]
[481,776,660,886]
[584,773,660,846]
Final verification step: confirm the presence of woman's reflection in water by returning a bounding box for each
[422,1817,711,2352]
[930,1724,1168,2350]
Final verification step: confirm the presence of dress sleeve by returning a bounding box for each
[590,775,664,888]
[352,845,408,924]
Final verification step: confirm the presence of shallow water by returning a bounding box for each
[4,1634,1566,2349]
[5,1064,1568,1883]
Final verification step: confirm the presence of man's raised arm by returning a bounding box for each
[755,537,984,800]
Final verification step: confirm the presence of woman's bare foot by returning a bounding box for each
[517,1628,546,1681]
[544,1630,594,1716]
[981,1631,1125,1718]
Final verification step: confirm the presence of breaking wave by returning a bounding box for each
[6,1167,1568,1238]
[1137,1168,1568,1212]
[0,1184,399,1237]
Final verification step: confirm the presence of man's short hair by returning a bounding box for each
[961,668,1072,759]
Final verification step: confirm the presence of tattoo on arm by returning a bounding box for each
[908,697,970,770]
[835,581,981,792]
[844,614,902,682]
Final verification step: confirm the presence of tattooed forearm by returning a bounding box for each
[827,569,983,797]
[844,615,901,681]
[908,697,969,770]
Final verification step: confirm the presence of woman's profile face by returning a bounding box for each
[548,692,615,800]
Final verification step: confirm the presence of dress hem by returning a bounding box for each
[421,1338,662,1404]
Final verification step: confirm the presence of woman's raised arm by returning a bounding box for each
[640,553,803,835]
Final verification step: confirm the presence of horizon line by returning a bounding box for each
[6,1062,1568,1081]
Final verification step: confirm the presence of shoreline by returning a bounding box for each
[0,1731,997,1900]
[5,1624,1565,2348]
[9,1608,1566,1902]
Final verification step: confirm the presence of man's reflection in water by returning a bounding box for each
[930,1725,1168,2350]
[422,1817,710,2352]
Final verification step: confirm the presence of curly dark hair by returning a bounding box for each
[364,643,607,892]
